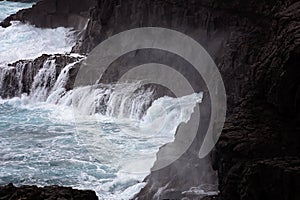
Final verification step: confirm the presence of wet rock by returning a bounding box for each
[0,54,81,99]
[0,19,11,28]
[0,183,98,200]
[0,0,97,29]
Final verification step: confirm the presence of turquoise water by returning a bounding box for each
[0,101,109,187]
[0,91,200,199]
[0,98,153,199]
[0,1,75,65]
[0,2,152,198]
[0,2,204,199]
[0,1,34,21]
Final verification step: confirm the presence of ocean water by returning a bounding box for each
[0,91,202,199]
[0,2,218,199]
[0,1,34,21]
[0,1,75,65]
[0,2,205,199]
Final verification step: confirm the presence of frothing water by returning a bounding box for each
[0,1,75,65]
[0,87,202,199]
[0,1,34,21]
[0,2,207,199]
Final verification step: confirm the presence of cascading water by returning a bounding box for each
[0,1,75,65]
[29,60,58,102]
[0,55,203,199]
[0,61,34,98]
[0,1,205,199]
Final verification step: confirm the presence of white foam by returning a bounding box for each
[0,14,206,197]
[0,22,75,65]
[0,1,34,21]
[0,82,204,200]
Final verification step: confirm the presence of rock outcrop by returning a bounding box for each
[0,54,81,99]
[0,0,97,30]
[0,183,98,200]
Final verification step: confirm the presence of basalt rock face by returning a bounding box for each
[0,54,80,99]
[0,183,98,200]
[69,0,300,199]
[211,2,300,200]
[0,0,97,30]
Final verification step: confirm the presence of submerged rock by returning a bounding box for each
[0,183,98,200]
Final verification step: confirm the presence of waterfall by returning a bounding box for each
[0,65,17,98]
[0,54,202,123]
[0,2,208,199]
[0,55,204,199]
[0,56,157,120]
[65,82,154,119]
[0,61,38,98]
[29,59,57,102]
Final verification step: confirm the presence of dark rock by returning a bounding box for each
[64,61,81,91]
[0,0,97,30]
[0,183,98,200]
[240,157,300,200]
[0,54,81,99]
[160,189,183,199]
[70,0,299,199]
[0,19,11,28]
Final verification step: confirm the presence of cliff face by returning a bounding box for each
[74,0,300,199]
[1,0,300,199]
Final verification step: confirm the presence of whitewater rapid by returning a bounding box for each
[0,2,206,199]
[0,32,203,199]
[0,1,75,65]
[0,79,202,199]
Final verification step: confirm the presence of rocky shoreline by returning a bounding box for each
[0,54,81,99]
[0,183,98,200]
[0,0,96,29]
[0,0,299,200]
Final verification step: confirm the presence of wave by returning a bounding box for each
[0,54,203,199]
[0,1,35,22]
[0,22,75,65]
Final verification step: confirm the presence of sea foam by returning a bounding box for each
[0,1,75,65]
[0,22,75,65]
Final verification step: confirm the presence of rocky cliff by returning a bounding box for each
[0,183,98,200]
[1,0,299,200]
[73,1,300,199]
